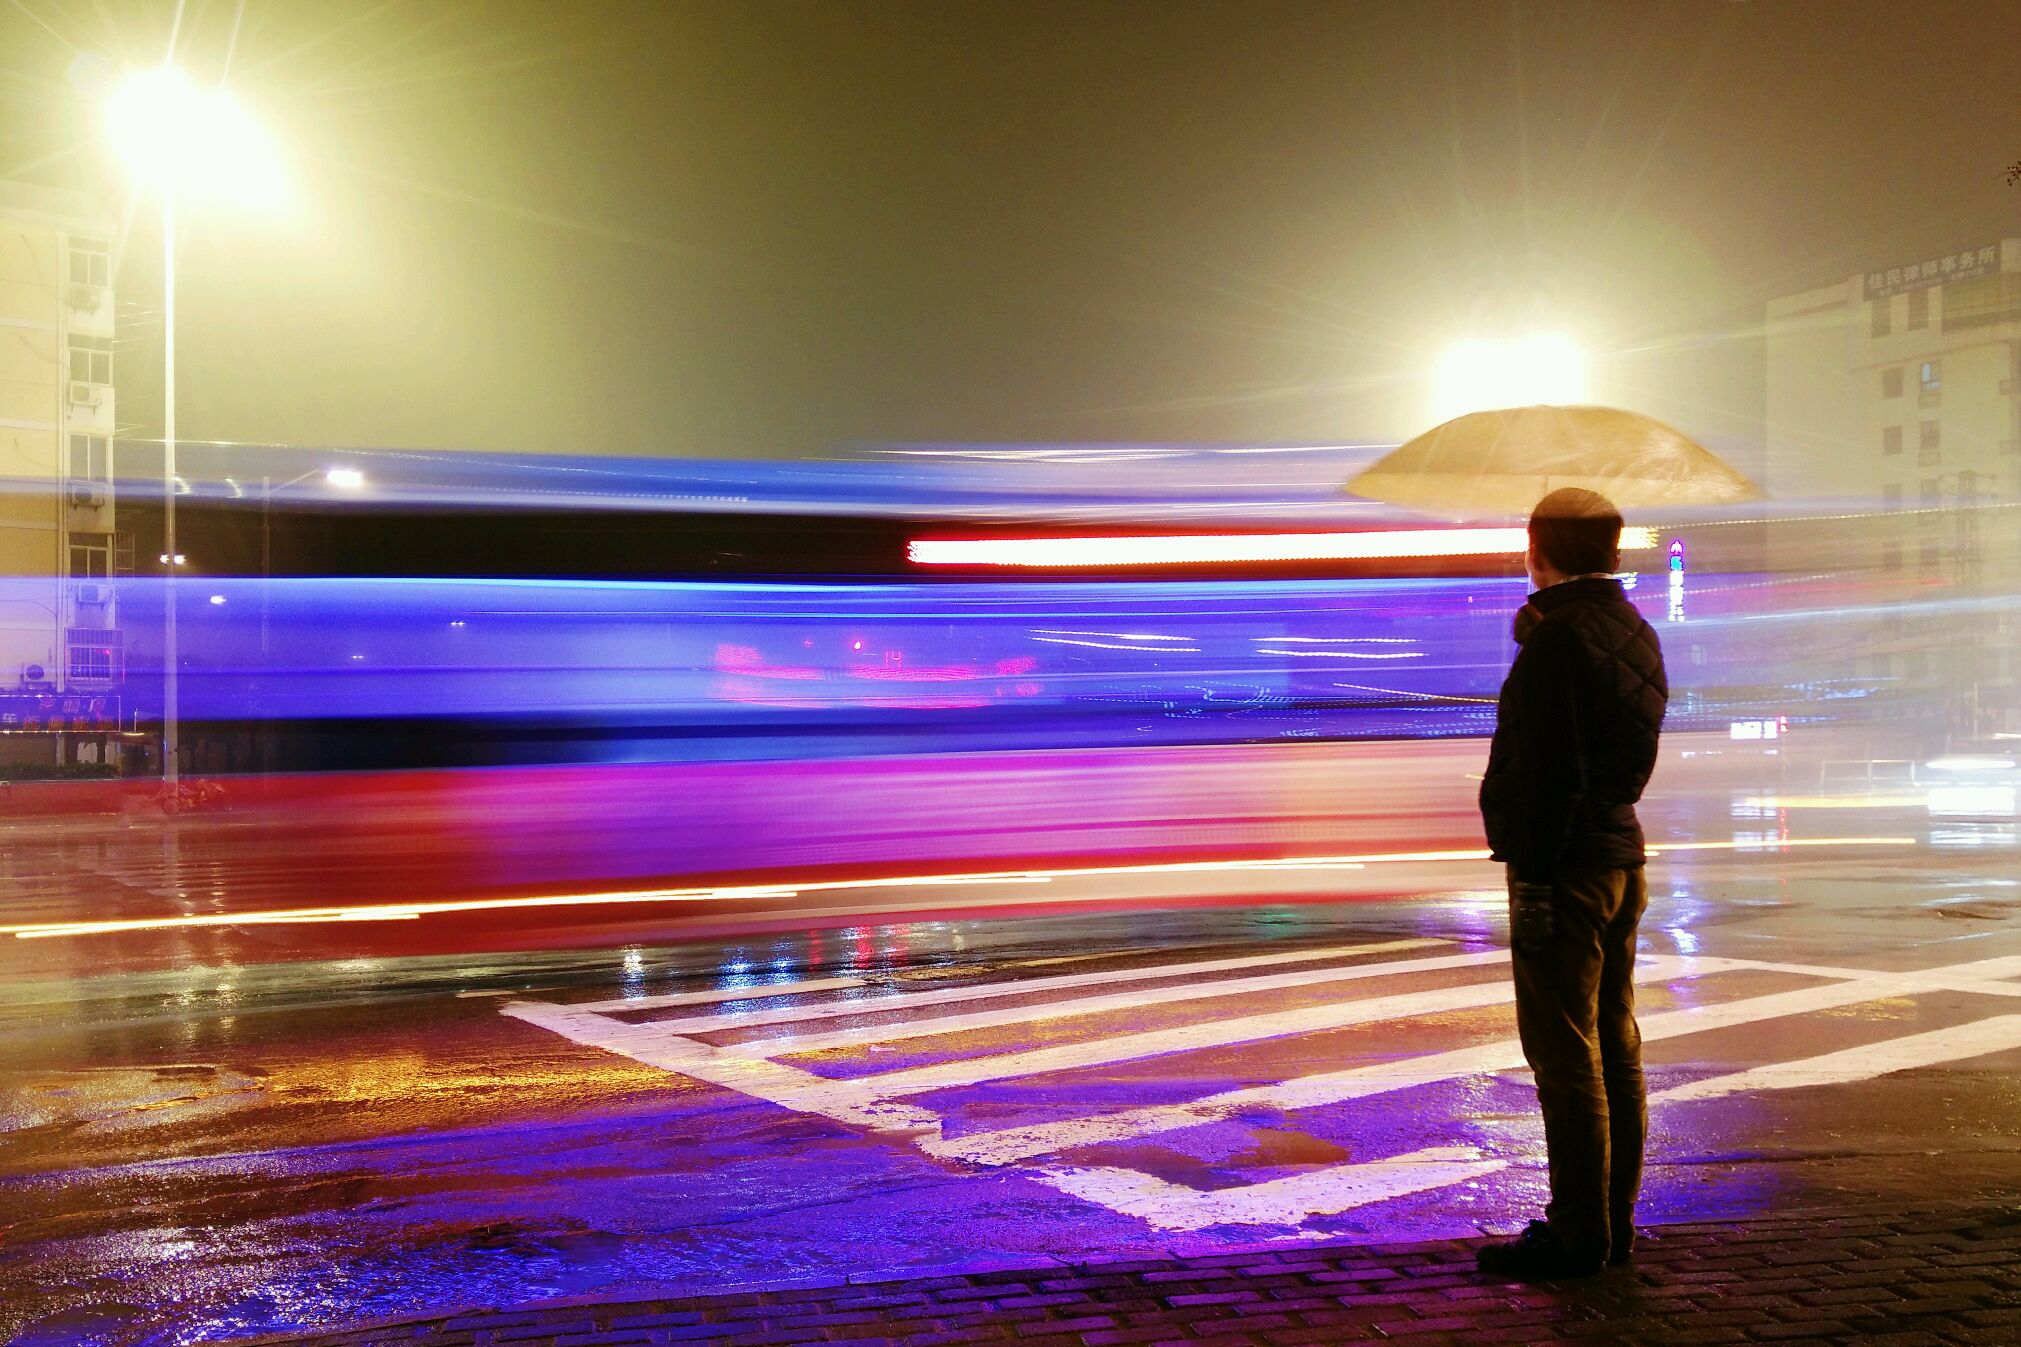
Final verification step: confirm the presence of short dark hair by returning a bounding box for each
[1528,487,1623,575]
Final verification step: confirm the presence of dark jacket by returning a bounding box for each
[1480,576,1668,883]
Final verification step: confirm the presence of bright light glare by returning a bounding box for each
[1430,332,1590,424]
[325,468,366,489]
[103,66,286,208]
[1,835,1912,941]
[911,526,1656,569]
[1925,756,2016,773]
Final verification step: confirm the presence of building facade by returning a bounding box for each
[0,180,126,770]
[1766,239,2021,502]
[1764,239,2021,739]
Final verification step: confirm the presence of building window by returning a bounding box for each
[1919,421,1940,465]
[1882,483,1902,509]
[1871,296,1892,336]
[1920,477,1940,504]
[68,334,111,385]
[1942,271,2021,331]
[1882,425,1903,456]
[1920,360,1941,392]
[65,629,121,685]
[1907,288,1929,330]
[68,433,110,485]
[68,240,109,288]
[68,534,112,579]
[1882,367,1903,398]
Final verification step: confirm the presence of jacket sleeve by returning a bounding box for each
[1505,621,1589,884]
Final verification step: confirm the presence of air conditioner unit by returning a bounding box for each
[68,483,108,509]
[68,284,103,311]
[73,583,112,605]
[67,381,103,407]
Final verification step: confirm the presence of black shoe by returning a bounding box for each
[1610,1227,1636,1266]
[1477,1220,1606,1280]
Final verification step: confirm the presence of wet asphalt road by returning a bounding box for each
[5,819,2021,1346]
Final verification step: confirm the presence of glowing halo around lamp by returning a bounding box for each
[102,66,287,210]
[1430,332,1590,424]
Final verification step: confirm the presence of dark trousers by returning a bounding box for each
[1509,866,1649,1258]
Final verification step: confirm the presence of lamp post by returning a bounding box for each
[102,66,285,787]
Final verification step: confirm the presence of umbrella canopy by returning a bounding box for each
[1346,404,1760,516]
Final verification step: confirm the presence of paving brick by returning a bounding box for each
[1792,1285,1897,1308]
[1137,1268,1243,1285]
[1305,1266,1404,1285]
[1908,1277,2000,1298]
[1760,1320,1858,1340]
[443,1315,545,1332]
[1162,1291,1259,1308]
[986,1294,1086,1312]
[1032,1276,1133,1294]
[1078,1328,1185,1346]
[491,1322,600,1342]
[1884,1295,1983,1315]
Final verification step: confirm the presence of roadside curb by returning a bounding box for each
[221,1197,2021,1346]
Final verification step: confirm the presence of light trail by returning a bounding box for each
[909,526,1660,568]
[2,835,1914,941]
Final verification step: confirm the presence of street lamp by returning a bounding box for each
[1429,332,1590,425]
[103,65,286,787]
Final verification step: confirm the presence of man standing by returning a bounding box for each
[1476,488,1668,1280]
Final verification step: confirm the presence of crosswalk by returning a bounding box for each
[503,939,2021,1234]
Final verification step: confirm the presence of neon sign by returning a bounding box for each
[1667,539,1686,623]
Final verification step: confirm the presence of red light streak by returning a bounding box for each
[909,527,1658,568]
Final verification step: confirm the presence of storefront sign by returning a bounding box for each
[1864,245,2001,299]
[0,693,120,732]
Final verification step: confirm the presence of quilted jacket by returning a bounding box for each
[1479,575,1668,883]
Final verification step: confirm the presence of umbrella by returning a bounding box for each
[1345,404,1760,516]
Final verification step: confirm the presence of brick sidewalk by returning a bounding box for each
[239,1203,2021,1347]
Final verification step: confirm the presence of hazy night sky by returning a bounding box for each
[4,0,2018,462]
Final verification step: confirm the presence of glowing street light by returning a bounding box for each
[103,66,286,788]
[1429,332,1590,425]
[103,67,287,210]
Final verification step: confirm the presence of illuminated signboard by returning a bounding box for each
[1863,245,2000,300]
[1666,538,1686,624]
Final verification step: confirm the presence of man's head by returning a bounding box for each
[1526,487,1623,589]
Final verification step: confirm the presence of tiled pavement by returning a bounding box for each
[238,1202,2021,1347]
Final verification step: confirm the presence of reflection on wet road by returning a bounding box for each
[5,835,2020,1345]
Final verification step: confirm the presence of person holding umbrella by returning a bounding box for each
[1472,486,1668,1278]
[1347,403,1758,1277]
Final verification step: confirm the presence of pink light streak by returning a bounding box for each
[909,527,1657,568]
